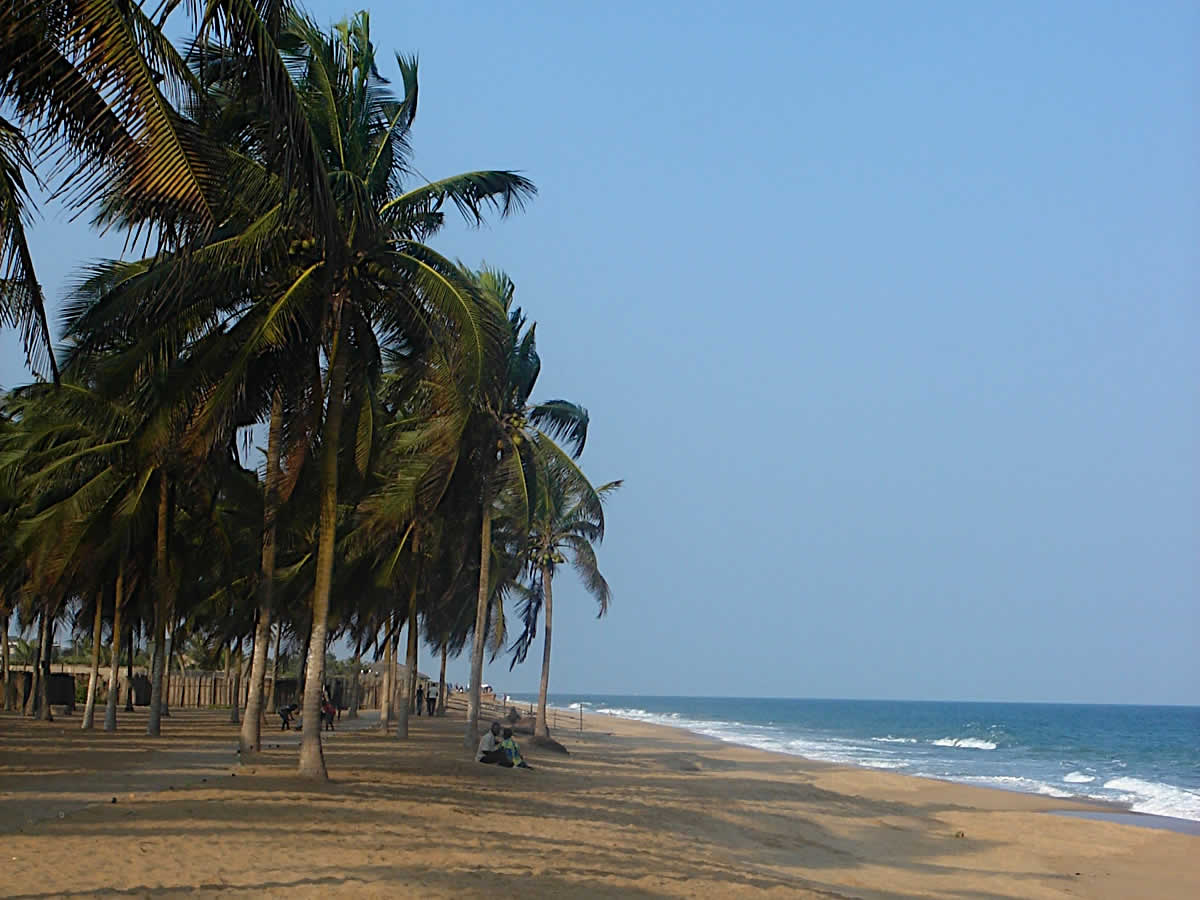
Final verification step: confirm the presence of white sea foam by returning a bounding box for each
[1102,777,1200,822]
[595,706,650,718]
[942,774,1073,799]
[584,705,1200,822]
[930,737,997,750]
[591,707,917,771]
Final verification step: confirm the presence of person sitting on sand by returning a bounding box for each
[500,727,532,769]
[477,721,510,766]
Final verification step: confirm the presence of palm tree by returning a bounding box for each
[511,454,618,738]
[457,270,593,748]
[38,9,527,774]
[217,13,531,778]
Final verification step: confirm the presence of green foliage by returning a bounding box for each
[0,2,615,747]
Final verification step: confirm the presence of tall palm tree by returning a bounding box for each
[457,270,593,748]
[228,13,531,779]
[49,9,531,777]
[511,454,618,738]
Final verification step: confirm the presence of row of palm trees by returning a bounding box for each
[0,1,617,778]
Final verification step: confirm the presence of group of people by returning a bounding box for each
[277,701,533,772]
[476,721,532,769]
[414,682,439,716]
[277,691,339,731]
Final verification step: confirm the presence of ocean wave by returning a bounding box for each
[1102,777,1200,822]
[583,703,1200,822]
[943,774,1073,799]
[592,706,917,771]
[595,706,650,718]
[857,759,909,770]
[931,737,997,750]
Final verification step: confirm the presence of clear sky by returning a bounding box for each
[3,1,1197,704]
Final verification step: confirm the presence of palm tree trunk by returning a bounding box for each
[299,311,349,780]
[104,572,124,731]
[297,618,310,698]
[124,626,134,712]
[396,599,415,739]
[25,609,43,716]
[347,642,361,719]
[397,534,421,739]
[265,623,281,714]
[150,640,161,707]
[38,614,54,721]
[536,566,554,739]
[380,616,393,727]
[241,388,283,756]
[147,473,172,736]
[81,591,104,729]
[437,643,447,716]
[1,608,10,712]
[161,616,174,718]
[229,637,241,724]
[407,608,419,713]
[390,620,401,716]
[465,504,492,749]
[176,644,188,708]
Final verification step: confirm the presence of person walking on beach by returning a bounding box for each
[415,684,424,716]
[321,695,336,731]
[426,681,438,716]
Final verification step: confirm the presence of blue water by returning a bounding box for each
[512,694,1200,822]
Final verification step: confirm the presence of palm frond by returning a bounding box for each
[380,171,536,234]
[529,400,589,457]
[0,116,57,381]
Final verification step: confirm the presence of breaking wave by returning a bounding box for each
[931,737,997,750]
[1102,777,1200,821]
[528,696,1200,824]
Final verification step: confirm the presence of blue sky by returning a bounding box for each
[3,1,1196,704]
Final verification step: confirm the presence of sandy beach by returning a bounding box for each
[1,703,1196,898]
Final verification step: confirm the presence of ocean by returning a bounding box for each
[510,694,1200,823]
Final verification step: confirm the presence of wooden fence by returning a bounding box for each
[7,664,383,712]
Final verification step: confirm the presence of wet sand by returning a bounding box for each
[0,703,1196,898]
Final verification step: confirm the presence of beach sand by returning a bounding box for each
[0,703,1195,898]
